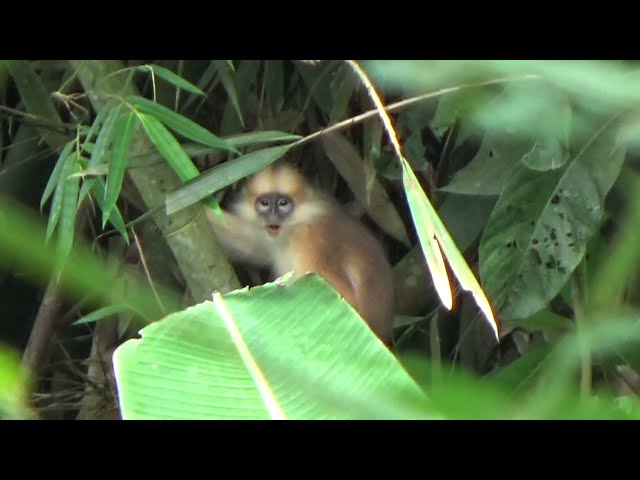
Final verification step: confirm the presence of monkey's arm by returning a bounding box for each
[204,209,272,268]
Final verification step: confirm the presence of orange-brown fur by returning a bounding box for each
[206,164,395,345]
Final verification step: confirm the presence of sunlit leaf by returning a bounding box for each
[113,274,434,420]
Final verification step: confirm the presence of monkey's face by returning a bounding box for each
[255,193,294,237]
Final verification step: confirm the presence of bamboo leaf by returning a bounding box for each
[214,60,244,128]
[140,64,205,96]
[103,111,137,227]
[128,95,239,154]
[41,141,74,210]
[165,144,295,215]
[137,112,200,182]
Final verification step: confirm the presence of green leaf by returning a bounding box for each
[6,60,67,148]
[113,274,434,420]
[45,149,77,243]
[141,64,205,96]
[487,345,554,396]
[57,152,81,260]
[74,304,133,325]
[437,194,497,252]
[329,65,357,122]
[137,112,200,182]
[479,115,626,321]
[521,138,570,171]
[103,111,137,227]
[401,162,452,310]
[224,131,301,148]
[214,60,244,129]
[91,178,129,243]
[180,61,220,112]
[87,102,123,169]
[439,128,532,196]
[165,143,295,215]
[128,95,239,154]
[264,60,285,115]
[41,141,74,210]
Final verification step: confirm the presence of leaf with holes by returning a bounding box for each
[479,115,626,321]
[113,274,435,420]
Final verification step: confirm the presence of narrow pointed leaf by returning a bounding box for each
[41,141,74,210]
[103,111,137,227]
[214,60,244,128]
[88,102,123,169]
[140,64,205,96]
[137,112,200,182]
[165,144,294,215]
[45,149,77,243]
[128,95,239,154]
[401,162,452,310]
[57,153,81,260]
[224,131,301,148]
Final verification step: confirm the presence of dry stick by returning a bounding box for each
[0,105,77,133]
[22,204,92,377]
[293,73,541,150]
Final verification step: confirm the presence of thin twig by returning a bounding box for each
[294,73,541,150]
[0,105,77,133]
[132,227,166,315]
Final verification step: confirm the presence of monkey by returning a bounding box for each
[205,163,396,346]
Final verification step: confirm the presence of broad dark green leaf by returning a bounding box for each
[137,112,200,182]
[128,95,238,154]
[141,64,205,96]
[479,116,626,321]
[437,194,497,252]
[487,344,554,396]
[103,111,137,227]
[439,128,532,196]
[165,144,294,214]
[113,274,434,420]
[521,138,570,171]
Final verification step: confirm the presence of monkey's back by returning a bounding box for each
[280,208,395,345]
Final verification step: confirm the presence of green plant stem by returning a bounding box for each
[571,274,591,398]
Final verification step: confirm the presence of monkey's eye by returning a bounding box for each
[278,198,289,207]
[259,198,270,207]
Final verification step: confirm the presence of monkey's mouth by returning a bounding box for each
[266,224,281,236]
